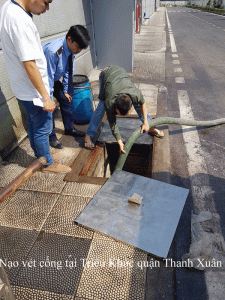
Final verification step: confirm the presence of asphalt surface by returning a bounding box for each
[166,7,225,300]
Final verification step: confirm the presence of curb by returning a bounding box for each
[151,85,171,184]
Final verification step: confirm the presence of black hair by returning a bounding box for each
[115,94,132,115]
[66,25,90,49]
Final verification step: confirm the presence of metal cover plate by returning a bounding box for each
[75,170,189,258]
[98,118,153,145]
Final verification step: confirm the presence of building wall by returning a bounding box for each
[141,0,157,20]
[0,0,95,161]
[160,1,189,5]
[91,0,135,72]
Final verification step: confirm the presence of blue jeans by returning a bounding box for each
[49,81,74,141]
[86,73,152,137]
[20,100,54,166]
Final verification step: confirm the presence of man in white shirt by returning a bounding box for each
[0,0,71,173]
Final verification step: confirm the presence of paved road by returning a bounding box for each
[165,7,225,300]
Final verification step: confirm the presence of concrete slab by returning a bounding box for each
[76,231,146,300]
[98,118,153,145]
[13,232,91,296]
[135,32,166,52]
[75,170,189,258]
[134,52,165,84]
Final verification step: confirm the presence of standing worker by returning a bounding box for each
[43,25,90,149]
[0,0,71,173]
[84,65,164,153]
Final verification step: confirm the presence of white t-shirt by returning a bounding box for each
[0,0,50,101]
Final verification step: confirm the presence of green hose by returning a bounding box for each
[115,117,225,171]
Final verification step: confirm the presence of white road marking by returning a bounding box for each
[175,77,185,83]
[166,10,177,53]
[173,60,180,64]
[174,67,183,72]
[167,9,225,298]
[172,54,179,58]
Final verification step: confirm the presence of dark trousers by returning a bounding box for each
[49,81,74,141]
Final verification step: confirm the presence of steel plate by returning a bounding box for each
[75,170,189,258]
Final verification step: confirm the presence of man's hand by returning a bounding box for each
[64,93,72,102]
[140,122,149,134]
[118,139,126,154]
[43,99,56,112]
[23,60,55,112]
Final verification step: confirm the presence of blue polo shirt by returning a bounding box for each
[43,37,74,100]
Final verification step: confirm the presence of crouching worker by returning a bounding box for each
[43,25,90,149]
[84,65,164,153]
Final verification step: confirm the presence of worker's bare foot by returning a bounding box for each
[84,141,95,150]
[84,135,95,150]
[149,128,164,138]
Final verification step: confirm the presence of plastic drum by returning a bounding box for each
[71,75,93,124]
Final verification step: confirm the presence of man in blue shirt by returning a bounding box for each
[43,25,90,149]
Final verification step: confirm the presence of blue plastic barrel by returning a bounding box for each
[71,75,93,124]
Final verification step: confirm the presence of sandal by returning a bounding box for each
[148,129,164,138]
[84,141,95,150]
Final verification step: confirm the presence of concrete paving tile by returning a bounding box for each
[0,162,27,188]
[13,232,91,296]
[50,142,81,167]
[20,171,66,194]
[0,187,12,213]
[76,232,147,300]
[5,138,36,165]
[12,286,75,299]
[42,195,94,239]
[0,162,66,194]
[0,226,39,281]
[0,190,59,230]
[62,182,102,197]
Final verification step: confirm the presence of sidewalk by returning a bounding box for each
[0,8,169,300]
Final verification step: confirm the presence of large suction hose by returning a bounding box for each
[115,117,225,171]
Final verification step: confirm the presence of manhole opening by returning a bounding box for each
[105,143,153,178]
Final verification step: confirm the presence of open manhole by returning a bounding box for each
[105,143,152,178]
[97,117,153,179]
[64,117,154,184]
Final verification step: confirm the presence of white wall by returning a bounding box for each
[140,0,161,24]
[142,0,156,20]
[160,1,189,5]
